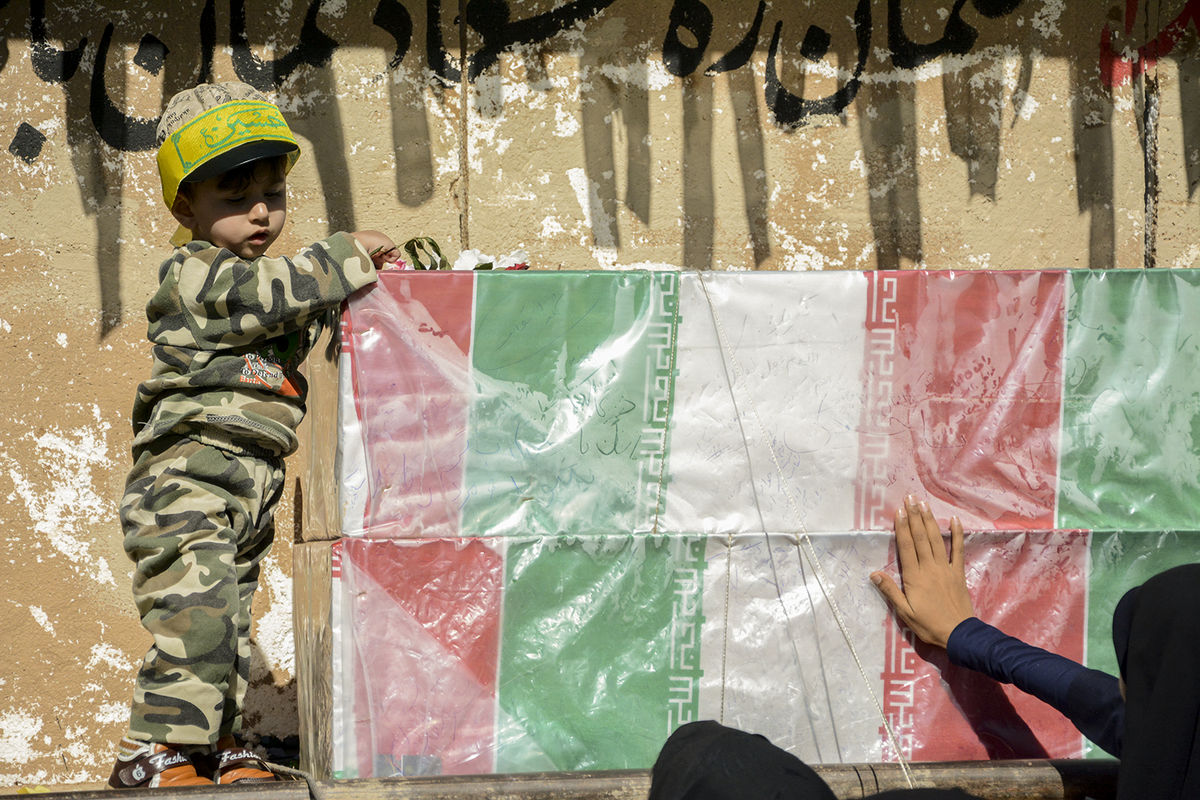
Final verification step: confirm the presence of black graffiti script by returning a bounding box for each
[664,0,1024,128]
[8,0,1027,155]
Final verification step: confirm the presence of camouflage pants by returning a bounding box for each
[120,436,286,746]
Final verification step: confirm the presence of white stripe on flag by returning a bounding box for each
[663,272,871,535]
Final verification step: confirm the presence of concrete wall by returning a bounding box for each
[1,0,1197,787]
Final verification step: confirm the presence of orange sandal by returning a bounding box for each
[213,736,282,784]
[108,738,213,788]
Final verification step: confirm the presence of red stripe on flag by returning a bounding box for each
[881,530,1089,761]
[857,271,1066,531]
[344,272,476,537]
[342,538,503,774]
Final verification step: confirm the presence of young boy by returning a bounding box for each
[109,81,386,788]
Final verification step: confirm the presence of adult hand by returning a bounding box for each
[869,496,975,649]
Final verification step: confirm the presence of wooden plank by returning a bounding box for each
[294,540,335,779]
[299,327,343,543]
[45,759,1117,800]
[818,760,1117,799]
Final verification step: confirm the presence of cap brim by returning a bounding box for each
[183,139,299,185]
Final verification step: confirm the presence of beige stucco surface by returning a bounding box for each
[1,0,1197,789]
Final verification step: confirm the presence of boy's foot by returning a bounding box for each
[213,736,281,784]
[107,737,213,788]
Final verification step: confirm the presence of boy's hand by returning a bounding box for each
[870,496,975,649]
[353,230,403,269]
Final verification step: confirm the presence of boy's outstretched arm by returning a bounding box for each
[870,496,975,649]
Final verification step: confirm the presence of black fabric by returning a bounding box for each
[1061,666,1124,756]
[1111,582,1139,681]
[947,616,1125,755]
[648,721,982,800]
[649,721,836,800]
[1113,563,1200,800]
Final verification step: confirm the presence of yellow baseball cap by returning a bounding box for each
[156,82,301,212]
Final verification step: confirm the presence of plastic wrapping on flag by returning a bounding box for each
[309,268,1200,777]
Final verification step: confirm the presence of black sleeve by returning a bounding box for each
[945,617,1124,756]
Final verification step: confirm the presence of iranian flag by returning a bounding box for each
[323,269,1200,777]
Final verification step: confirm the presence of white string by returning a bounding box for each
[695,273,915,788]
[698,284,830,751]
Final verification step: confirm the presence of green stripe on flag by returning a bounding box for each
[497,534,705,771]
[1058,270,1200,531]
[464,271,678,536]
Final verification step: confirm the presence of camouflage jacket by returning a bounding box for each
[131,232,377,457]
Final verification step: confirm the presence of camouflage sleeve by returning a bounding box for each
[147,232,376,350]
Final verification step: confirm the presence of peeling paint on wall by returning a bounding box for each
[0,711,42,769]
[3,406,116,586]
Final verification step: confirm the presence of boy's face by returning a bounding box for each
[172,165,287,259]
